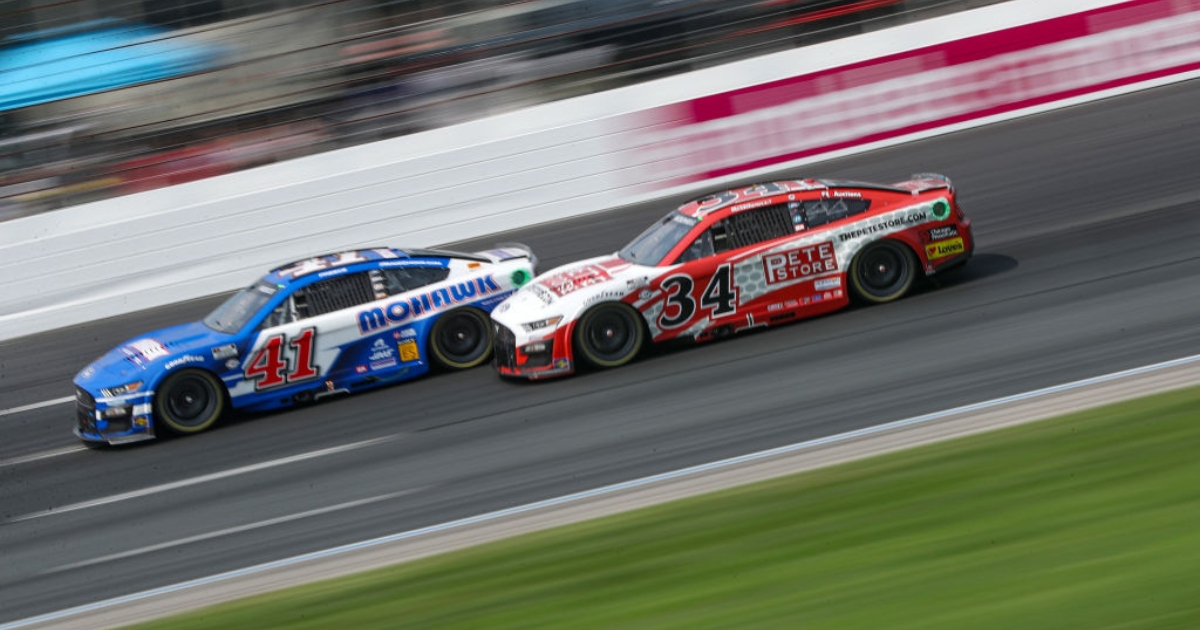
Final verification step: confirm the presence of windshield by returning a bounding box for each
[203,280,278,334]
[618,211,698,265]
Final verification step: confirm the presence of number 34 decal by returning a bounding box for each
[245,328,320,390]
[658,264,738,329]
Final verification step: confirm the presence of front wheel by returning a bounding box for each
[574,303,645,369]
[430,307,493,369]
[154,369,226,435]
[849,240,918,304]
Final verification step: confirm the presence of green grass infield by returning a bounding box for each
[133,386,1200,629]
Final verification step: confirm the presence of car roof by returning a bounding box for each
[261,247,488,286]
[677,179,910,220]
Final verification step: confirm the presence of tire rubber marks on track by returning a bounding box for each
[5,435,401,523]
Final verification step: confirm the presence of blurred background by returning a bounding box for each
[0,0,1009,222]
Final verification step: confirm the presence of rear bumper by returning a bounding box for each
[926,217,974,273]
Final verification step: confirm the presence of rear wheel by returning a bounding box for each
[574,303,645,369]
[154,369,225,435]
[430,307,493,369]
[849,240,918,304]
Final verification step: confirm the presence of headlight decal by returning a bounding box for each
[100,381,144,398]
[522,316,563,332]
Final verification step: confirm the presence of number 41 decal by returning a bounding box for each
[659,264,738,329]
[245,328,319,390]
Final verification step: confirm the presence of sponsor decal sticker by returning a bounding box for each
[539,265,614,297]
[730,199,773,212]
[583,290,630,308]
[926,225,959,241]
[122,339,168,365]
[369,338,398,370]
[813,277,842,291]
[164,355,204,370]
[926,237,965,260]
[528,283,556,304]
[398,340,420,362]
[838,212,928,242]
[379,260,448,269]
[317,267,349,279]
[511,269,531,287]
[276,251,384,279]
[357,277,502,334]
[763,241,838,285]
[212,343,239,360]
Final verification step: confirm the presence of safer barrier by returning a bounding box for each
[1,0,1195,342]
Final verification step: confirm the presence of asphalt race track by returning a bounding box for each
[3,79,1200,625]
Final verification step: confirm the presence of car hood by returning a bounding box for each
[493,254,656,325]
[75,321,232,386]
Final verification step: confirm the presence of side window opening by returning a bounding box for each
[712,221,730,254]
[381,266,451,295]
[678,230,715,263]
[261,296,298,329]
[717,204,794,251]
[294,272,377,319]
[802,198,870,228]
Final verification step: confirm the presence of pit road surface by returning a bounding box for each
[2,78,1199,625]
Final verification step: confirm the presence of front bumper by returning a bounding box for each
[74,386,156,445]
[492,323,575,380]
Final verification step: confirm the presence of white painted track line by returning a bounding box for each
[0,397,72,419]
[5,435,400,523]
[46,490,420,573]
[0,446,86,469]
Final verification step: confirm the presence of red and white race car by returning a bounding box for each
[491,175,972,379]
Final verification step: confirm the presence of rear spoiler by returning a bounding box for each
[892,173,954,194]
[476,242,538,271]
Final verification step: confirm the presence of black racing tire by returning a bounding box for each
[574,303,646,369]
[430,307,493,369]
[154,369,226,435]
[849,240,919,304]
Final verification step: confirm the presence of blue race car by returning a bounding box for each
[73,245,537,445]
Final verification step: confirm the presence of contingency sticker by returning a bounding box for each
[926,237,965,260]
